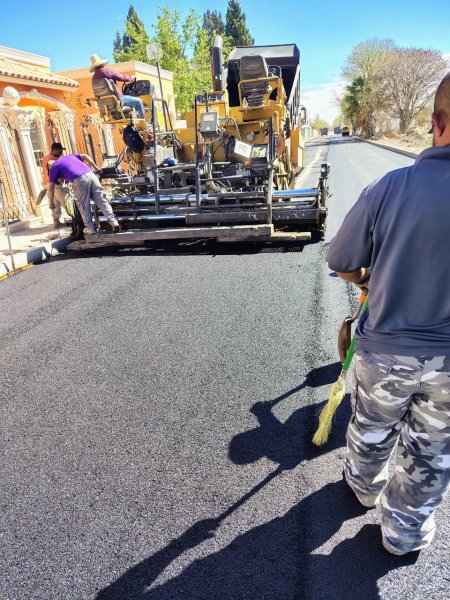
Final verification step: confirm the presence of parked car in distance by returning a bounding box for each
[342,126,350,136]
[320,127,329,136]
[334,126,341,134]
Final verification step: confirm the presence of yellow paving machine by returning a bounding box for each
[69,37,329,249]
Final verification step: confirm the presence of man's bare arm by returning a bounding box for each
[79,153,101,172]
[336,267,371,293]
[47,182,56,209]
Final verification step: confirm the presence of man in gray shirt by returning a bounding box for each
[327,73,450,555]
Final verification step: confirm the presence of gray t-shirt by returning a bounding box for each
[328,146,450,356]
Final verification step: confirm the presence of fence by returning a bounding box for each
[0,113,34,222]
[0,102,130,227]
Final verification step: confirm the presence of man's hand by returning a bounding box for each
[355,269,371,295]
[335,267,371,295]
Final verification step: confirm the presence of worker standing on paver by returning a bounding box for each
[47,148,119,235]
[327,73,450,555]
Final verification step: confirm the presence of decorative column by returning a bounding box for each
[62,110,77,153]
[0,115,29,218]
[7,107,43,200]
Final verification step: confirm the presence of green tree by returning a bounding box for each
[113,31,122,56]
[342,38,394,82]
[225,0,254,46]
[311,117,328,131]
[203,10,225,38]
[150,7,212,116]
[113,5,150,62]
[341,39,394,137]
[340,77,366,134]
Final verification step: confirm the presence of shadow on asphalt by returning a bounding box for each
[328,137,362,145]
[96,363,417,599]
[306,137,362,148]
[96,479,417,600]
[52,239,312,261]
[229,362,348,469]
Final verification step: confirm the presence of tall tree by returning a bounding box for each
[150,7,212,116]
[225,0,254,47]
[311,117,328,131]
[113,5,150,63]
[340,77,367,134]
[203,10,225,38]
[379,48,447,133]
[341,39,394,137]
[113,31,122,56]
[342,38,394,82]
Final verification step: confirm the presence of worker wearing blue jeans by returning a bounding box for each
[90,54,145,119]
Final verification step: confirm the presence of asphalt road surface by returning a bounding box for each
[1,136,448,599]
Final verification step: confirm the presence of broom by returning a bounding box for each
[312,297,368,446]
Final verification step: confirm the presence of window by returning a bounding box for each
[29,121,45,167]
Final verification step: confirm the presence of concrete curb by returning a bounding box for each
[0,236,72,279]
[360,138,419,159]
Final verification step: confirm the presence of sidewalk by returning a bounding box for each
[0,216,72,279]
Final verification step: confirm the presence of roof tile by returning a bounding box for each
[0,57,78,88]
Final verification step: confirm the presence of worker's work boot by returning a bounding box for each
[53,219,64,228]
[83,226,97,235]
[108,218,120,232]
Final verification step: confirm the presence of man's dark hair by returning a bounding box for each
[434,72,450,120]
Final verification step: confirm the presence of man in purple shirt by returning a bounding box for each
[90,54,145,119]
[48,147,119,235]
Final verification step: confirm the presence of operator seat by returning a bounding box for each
[239,55,270,107]
[92,78,132,121]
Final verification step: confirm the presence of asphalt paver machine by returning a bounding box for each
[68,37,330,250]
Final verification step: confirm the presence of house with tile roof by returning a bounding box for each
[0,46,176,225]
[0,45,80,222]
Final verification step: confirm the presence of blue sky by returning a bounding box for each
[1,0,449,121]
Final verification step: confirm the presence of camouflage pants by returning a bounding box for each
[344,350,450,554]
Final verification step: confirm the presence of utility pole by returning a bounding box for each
[146,43,169,131]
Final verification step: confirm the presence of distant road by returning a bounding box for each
[1,136,447,600]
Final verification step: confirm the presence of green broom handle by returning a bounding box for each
[342,298,368,372]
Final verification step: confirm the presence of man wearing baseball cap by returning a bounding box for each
[40,142,69,227]
[47,146,119,235]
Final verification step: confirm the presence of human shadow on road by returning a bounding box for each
[229,362,350,470]
[96,479,417,600]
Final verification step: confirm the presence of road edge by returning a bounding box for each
[0,236,72,280]
[360,138,419,159]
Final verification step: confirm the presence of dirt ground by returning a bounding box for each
[371,126,432,155]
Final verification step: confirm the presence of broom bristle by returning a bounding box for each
[312,379,346,446]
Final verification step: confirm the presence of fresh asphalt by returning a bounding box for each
[1,136,448,599]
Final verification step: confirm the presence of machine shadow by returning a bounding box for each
[229,362,350,470]
[96,479,417,600]
[54,238,312,261]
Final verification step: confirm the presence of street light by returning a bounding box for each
[146,43,168,131]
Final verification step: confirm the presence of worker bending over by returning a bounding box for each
[48,147,119,235]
